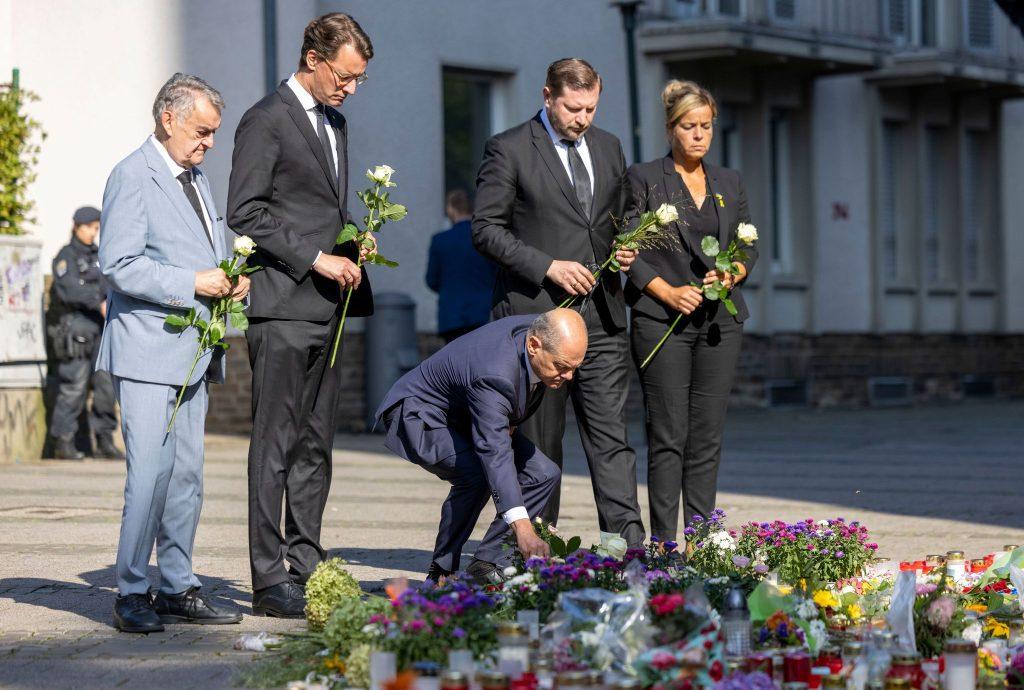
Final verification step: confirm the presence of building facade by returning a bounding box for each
[1,0,1021,434]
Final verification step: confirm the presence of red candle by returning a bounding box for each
[784,652,812,683]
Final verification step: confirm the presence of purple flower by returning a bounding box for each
[452,627,466,639]
[664,541,678,552]
[732,555,751,568]
[754,564,769,574]
[835,551,845,558]
[684,527,696,537]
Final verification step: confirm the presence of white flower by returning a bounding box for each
[654,203,679,226]
[233,235,256,257]
[507,573,533,587]
[796,598,819,620]
[503,566,519,579]
[808,619,828,653]
[595,532,628,559]
[962,622,982,645]
[710,530,736,552]
[366,164,396,186]
[737,222,758,245]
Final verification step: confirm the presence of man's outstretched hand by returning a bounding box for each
[511,518,550,560]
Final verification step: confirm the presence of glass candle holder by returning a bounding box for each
[370,651,397,690]
[943,639,977,690]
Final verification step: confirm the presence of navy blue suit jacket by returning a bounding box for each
[375,315,542,514]
[425,220,497,334]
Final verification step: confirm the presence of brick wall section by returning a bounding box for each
[206,332,1024,435]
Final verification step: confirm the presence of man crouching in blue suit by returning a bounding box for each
[375,309,587,585]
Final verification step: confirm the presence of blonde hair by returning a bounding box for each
[662,79,717,128]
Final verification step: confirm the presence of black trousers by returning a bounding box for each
[631,308,743,541]
[50,354,117,442]
[517,309,645,546]
[246,317,341,591]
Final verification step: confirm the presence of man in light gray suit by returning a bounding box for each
[97,73,247,633]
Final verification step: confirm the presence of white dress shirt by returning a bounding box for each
[286,74,338,268]
[540,107,595,191]
[149,134,213,243]
[502,345,544,526]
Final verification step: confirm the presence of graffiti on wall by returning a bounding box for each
[0,241,46,363]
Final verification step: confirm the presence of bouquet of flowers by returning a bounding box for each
[735,518,878,583]
[1007,650,1024,689]
[756,610,806,648]
[559,202,681,308]
[164,235,260,432]
[634,607,724,690]
[712,671,775,690]
[328,164,406,368]
[912,576,968,658]
[503,551,628,622]
[366,579,499,670]
[686,510,742,577]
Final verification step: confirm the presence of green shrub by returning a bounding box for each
[320,595,391,656]
[0,78,44,235]
[304,558,363,631]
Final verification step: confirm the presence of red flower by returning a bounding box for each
[710,661,724,681]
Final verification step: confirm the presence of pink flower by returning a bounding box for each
[651,651,677,670]
[926,596,956,628]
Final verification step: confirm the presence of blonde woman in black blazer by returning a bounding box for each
[626,80,758,542]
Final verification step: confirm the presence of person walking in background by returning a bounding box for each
[227,13,375,618]
[426,189,496,343]
[472,58,645,550]
[47,206,121,461]
[626,80,758,542]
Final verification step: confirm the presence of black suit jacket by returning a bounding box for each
[472,112,630,331]
[227,81,372,321]
[625,156,758,323]
[374,315,543,514]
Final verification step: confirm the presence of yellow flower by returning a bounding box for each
[323,654,346,673]
[715,193,725,207]
[814,590,840,609]
[983,617,1009,638]
[965,604,988,614]
[847,604,863,621]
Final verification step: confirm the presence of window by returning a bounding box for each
[880,122,912,280]
[922,126,955,284]
[964,129,996,284]
[442,68,500,200]
[717,105,742,170]
[769,110,793,273]
[771,0,796,21]
[965,0,994,49]
[673,0,703,19]
[886,0,909,40]
[919,0,937,46]
[716,0,742,16]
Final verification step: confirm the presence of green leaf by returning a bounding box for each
[716,256,732,273]
[701,236,721,257]
[241,265,261,274]
[723,297,738,316]
[164,313,190,329]
[703,284,720,300]
[718,286,730,301]
[215,341,230,350]
[381,203,407,221]
[209,319,226,343]
[230,310,249,331]
[218,259,232,272]
[336,223,360,244]
[609,258,621,273]
[195,318,209,332]
[360,236,375,249]
[549,535,567,558]
[366,253,399,268]
[566,536,582,554]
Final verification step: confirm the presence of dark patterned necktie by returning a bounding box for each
[314,103,337,182]
[562,139,593,218]
[524,383,546,420]
[176,170,211,244]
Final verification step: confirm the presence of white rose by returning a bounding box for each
[596,532,628,560]
[233,235,256,257]
[654,203,679,226]
[366,164,396,186]
[737,222,758,245]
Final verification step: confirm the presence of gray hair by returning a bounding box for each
[152,72,225,126]
[528,312,563,351]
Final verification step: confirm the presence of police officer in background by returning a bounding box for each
[47,206,122,460]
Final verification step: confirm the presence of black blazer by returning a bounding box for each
[472,112,630,331]
[227,81,372,321]
[625,156,758,323]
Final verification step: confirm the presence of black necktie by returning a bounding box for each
[562,139,593,219]
[314,104,337,182]
[176,170,211,245]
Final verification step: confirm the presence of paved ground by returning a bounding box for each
[1,400,1022,688]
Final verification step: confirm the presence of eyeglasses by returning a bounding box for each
[319,55,368,87]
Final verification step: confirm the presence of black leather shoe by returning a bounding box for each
[288,567,310,588]
[153,586,242,625]
[94,435,125,460]
[114,593,164,633]
[465,558,506,587]
[426,562,453,583]
[252,581,306,618]
[54,438,84,461]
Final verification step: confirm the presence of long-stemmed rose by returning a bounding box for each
[559,202,681,308]
[639,222,758,370]
[163,235,261,432]
[327,165,406,368]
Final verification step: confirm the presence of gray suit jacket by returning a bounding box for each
[96,138,232,386]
